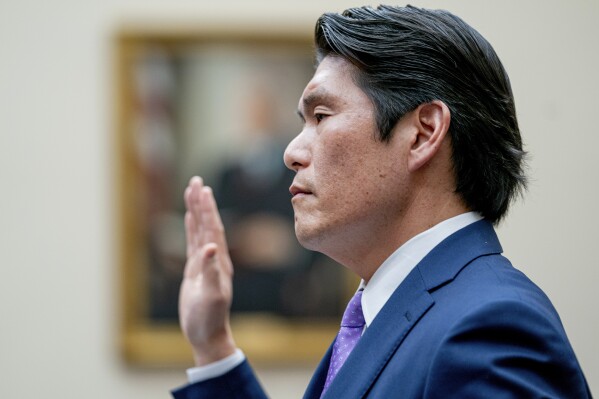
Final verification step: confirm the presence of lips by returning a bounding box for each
[289,183,313,197]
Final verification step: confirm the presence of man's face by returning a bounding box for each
[284,56,411,260]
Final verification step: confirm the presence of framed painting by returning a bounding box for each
[115,24,356,366]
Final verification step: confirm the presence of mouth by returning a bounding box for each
[289,184,313,198]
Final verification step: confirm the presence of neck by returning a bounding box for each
[335,193,469,282]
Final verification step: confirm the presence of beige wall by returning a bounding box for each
[1,1,597,397]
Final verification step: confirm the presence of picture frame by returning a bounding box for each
[115,23,356,366]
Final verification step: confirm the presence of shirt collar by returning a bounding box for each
[360,212,483,326]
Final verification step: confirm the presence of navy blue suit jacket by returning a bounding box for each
[172,220,591,398]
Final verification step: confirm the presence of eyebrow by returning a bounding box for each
[296,87,337,122]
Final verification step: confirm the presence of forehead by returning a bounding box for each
[299,56,360,107]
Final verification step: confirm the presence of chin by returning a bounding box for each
[294,224,323,252]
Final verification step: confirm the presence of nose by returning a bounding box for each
[284,130,310,172]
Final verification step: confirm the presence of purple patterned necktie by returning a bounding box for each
[321,290,365,397]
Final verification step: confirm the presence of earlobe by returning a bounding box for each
[408,100,451,172]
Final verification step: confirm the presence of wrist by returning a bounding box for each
[191,335,237,366]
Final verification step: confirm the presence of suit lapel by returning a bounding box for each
[320,267,434,399]
[306,220,503,399]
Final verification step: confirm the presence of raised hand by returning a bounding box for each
[179,176,237,366]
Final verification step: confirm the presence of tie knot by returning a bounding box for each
[341,290,365,328]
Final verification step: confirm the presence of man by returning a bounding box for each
[172,5,591,398]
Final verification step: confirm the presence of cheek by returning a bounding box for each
[314,144,357,203]
[315,141,378,214]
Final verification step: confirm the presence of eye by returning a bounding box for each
[314,113,327,123]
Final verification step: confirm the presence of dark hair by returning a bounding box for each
[314,5,527,223]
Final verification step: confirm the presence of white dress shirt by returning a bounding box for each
[187,211,483,384]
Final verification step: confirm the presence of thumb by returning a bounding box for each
[199,242,221,280]
[203,242,218,260]
[183,242,218,279]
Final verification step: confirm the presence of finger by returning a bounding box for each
[184,211,195,258]
[203,242,218,262]
[184,185,192,213]
[200,187,234,276]
[200,187,228,251]
[199,243,225,288]
[189,176,205,246]
[184,186,198,252]
[188,176,203,214]
[183,242,219,280]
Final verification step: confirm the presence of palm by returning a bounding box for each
[179,177,236,365]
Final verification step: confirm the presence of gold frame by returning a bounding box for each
[115,24,356,367]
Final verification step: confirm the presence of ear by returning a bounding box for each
[407,100,451,172]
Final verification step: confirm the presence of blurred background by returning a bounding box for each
[1,0,597,398]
